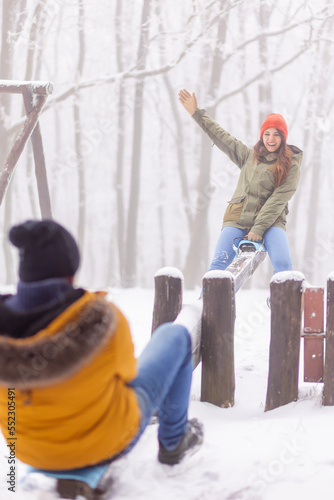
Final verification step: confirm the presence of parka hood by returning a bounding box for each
[289,144,303,167]
[0,292,116,390]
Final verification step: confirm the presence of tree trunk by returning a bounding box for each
[123,0,151,287]
[301,14,332,282]
[239,7,252,138]
[258,0,273,123]
[0,0,19,146]
[74,0,86,251]
[183,1,228,288]
[0,0,21,284]
[163,75,191,227]
[154,3,192,272]
[114,0,126,284]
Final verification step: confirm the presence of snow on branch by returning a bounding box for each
[6,1,331,134]
[22,0,245,113]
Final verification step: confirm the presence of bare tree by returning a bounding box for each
[257,0,273,124]
[183,0,230,288]
[301,13,334,282]
[73,0,86,251]
[1,0,333,288]
[0,0,21,284]
[114,0,126,283]
[123,0,152,287]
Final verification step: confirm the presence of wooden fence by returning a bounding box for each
[152,268,334,411]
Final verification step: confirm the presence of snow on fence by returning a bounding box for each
[152,268,334,412]
[0,79,53,217]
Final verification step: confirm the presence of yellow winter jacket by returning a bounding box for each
[0,291,140,470]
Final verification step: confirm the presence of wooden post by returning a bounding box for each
[303,287,324,383]
[0,80,53,208]
[201,271,235,408]
[151,267,183,333]
[23,88,52,218]
[265,271,304,411]
[323,275,334,405]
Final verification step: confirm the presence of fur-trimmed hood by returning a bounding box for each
[0,292,117,390]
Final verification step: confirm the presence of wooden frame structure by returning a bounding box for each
[0,80,53,217]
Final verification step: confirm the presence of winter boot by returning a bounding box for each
[158,418,204,465]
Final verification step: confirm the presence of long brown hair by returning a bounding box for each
[253,130,292,188]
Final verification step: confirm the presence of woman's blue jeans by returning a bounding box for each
[126,323,193,453]
[209,226,292,273]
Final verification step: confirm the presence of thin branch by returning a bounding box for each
[210,44,311,108]
[222,6,334,67]
[7,1,331,134]
[33,0,245,110]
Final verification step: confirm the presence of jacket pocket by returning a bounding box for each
[223,196,245,223]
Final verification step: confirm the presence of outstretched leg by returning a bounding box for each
[128,323,197,452]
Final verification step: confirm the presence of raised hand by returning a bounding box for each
[178,89,198,115]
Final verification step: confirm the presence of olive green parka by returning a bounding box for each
[192,109,303,237]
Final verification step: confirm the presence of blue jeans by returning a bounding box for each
[126,323,193,453]
[209,226,292,273]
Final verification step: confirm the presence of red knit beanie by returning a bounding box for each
[260,113,288,140]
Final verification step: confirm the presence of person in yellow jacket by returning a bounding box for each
[178,89,303,275]
[0,220,203,470]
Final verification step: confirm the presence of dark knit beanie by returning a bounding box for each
[260,113,288,140]
[9,219,80,282]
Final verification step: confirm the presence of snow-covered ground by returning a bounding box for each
[1,287,334,500]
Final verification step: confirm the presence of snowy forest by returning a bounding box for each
[0,0,334,290]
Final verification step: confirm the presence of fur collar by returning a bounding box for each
[0,294,117,389]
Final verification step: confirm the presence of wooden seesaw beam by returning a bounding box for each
[227,242,267,292]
